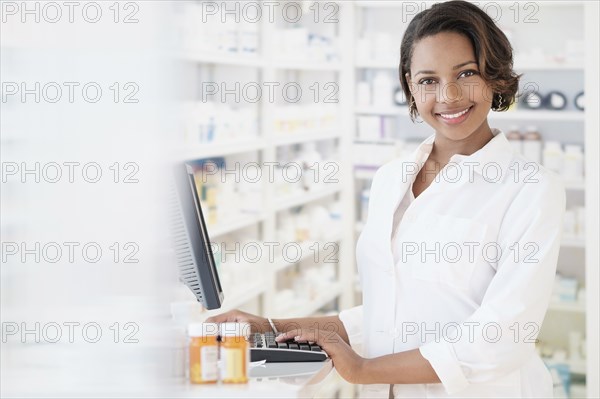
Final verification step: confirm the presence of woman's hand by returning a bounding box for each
[276,328,367,384]
[205,309,271,334]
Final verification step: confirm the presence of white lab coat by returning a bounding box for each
[339,129,566,398]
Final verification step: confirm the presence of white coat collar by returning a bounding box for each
[412,128,514,176]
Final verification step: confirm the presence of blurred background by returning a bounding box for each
[1,1,598,398]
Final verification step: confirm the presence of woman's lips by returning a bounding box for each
[435,106,473,125]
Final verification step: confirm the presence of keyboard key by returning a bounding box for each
[277,342,288,349]
[310,346,322,352]
[299,344,310,351]
[288,343,299,350]
[267,341,277,348]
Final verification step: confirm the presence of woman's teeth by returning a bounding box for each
[438,107,471,119]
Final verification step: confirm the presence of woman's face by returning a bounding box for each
[406,31,494,141]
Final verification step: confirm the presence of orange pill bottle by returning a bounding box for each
[188,322,219,384]
[219,322,250,384]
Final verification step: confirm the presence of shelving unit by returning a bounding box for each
[174,2,355,326]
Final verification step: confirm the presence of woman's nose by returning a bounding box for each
[439,82,462,104]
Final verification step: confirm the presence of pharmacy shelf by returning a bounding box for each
[561,237,585,248]
[488,110,584,121]
[178,52,263,67]
[275,283,343,318]
[274,186,341,212]
[271,232,343,273]
[548,300,586,314]
[208,213,265,238]
[272,129,342,146]
[179,138,266,160]
[271,59,342,71]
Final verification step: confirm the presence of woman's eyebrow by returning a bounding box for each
[414,61,478,76]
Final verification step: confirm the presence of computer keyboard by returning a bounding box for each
[249,331,328,362]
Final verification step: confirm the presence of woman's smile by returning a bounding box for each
[435,105,474,125]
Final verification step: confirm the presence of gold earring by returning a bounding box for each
[493,94,504,111]
[409,98,423,123]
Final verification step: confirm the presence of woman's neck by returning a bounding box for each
[430,121,494,164]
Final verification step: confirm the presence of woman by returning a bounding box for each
[208,1,566,397]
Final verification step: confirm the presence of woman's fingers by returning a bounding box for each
[275,329,321,343]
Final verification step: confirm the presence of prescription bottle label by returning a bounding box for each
[200,346,218,381]
[220,347,248,383]
[189,339,218,384]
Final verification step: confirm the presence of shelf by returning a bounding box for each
[355,105,405,115]
[178,52,263,67]
[548,300,586,314]
[561,237,585,248]
[271,59,342,71]
[207,213,265,238]
[276,283,342,318]
[271,232,343,273]
[274,186,341,212]
[178,138,265,160]
[272,129,342,146]
[488,110,584,121]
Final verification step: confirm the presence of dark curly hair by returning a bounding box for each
[399,0,521,121]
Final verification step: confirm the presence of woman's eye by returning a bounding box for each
[460,70,478,78]
[418,78,436,85]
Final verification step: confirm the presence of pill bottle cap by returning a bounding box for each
[188,322,219,337]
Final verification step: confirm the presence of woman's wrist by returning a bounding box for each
[355,357,371,384]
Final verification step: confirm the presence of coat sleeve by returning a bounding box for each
[339,305,363,351]
[418,173,566,395]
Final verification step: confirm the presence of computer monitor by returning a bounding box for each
[172,162,224,310]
